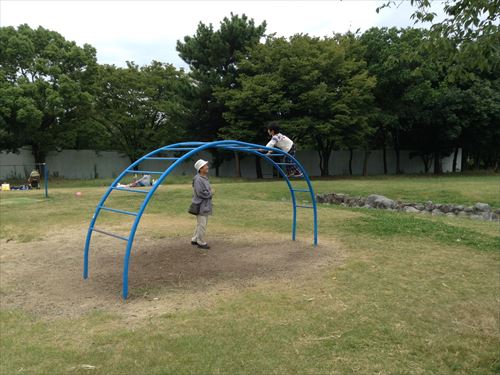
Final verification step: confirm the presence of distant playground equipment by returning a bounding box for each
[83,141,318,299]
[0,163,49,198]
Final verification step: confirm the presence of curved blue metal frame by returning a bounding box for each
[83,140,318,299]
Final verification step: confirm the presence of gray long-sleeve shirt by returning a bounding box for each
[192,174,213,215]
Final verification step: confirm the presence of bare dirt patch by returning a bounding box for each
[0,228,343,321]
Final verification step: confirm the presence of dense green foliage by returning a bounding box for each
[1,6,498,174]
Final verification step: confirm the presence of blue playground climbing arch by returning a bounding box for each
[83,140,318,299]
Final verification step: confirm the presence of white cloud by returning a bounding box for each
[0,0,445,67]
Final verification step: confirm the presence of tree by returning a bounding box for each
[378,0,499,74]
[91,61,191,163]
[361,27,434,173]
[214,36,291,178]
[217,34,376,176]
[176,13,266,176]
[455,76,500,170]
[0,24,98,164]
[281,35,375,176]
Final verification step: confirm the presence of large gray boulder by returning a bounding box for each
[474,203,491,212]
[366,194,396,209]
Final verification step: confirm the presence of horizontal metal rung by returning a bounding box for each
[143,157,179,160]
[92,228,129,241]
[292,189,311,192]
[125,170,163,174]
[296,205,314,209]
[98,206,138,216]
[161,148,196,151]
[112,187,149,194]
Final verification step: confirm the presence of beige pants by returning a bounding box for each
[191,215,208,245]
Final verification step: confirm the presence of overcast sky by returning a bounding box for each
[0,1,445,69]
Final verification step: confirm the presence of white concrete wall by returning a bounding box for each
[0,147,38,179]
[0,147,461,180]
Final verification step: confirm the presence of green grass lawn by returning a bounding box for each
[0,175,499,374]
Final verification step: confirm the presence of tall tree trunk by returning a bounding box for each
[318,148,332,177]
[255,156,263,179]
[31,144,46,165]
[393,129,401,174]
[234,152,241,178]
[315,137,332,177]
[30,144,47,178]
[472,152,479,170]
[395,147,401,174]
[209,150,222,177]
[461,149,468,171]
[433,151,442,174]
[452,147,459,172]
[349,148,353,175]
[382,146,387,174]
[363,148,371,177]
[421,153,432,173]
[321,155,330,177]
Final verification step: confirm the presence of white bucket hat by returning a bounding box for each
[194,159,209,172]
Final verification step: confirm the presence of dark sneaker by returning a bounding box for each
[197,243,210,250]
[292,173,303,178]
[191,241,197,246]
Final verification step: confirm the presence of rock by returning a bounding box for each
[424,201,434,211]
[334,193,347,203]
[470,214,483,220]
[474,202,491,212]
[366,194,396,209]
[441,204,453,213]
[404,206,420,213]
[316,192,499,223]
[431,209,444,216]
[481,212,492,220]
[345,197,355,206]
[352,198,363,207]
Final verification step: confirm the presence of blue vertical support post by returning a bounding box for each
[291,157,318,247]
